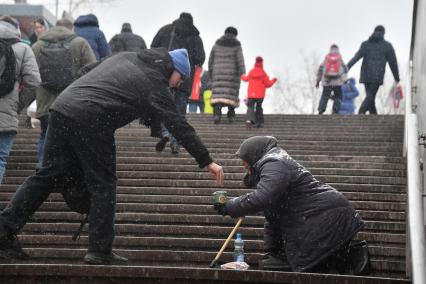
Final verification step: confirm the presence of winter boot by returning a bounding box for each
[0,227,29,260]
[170,142,180,154]
[258,253,292,271]
[347,240,371,275]
[84,251,128,265]
[155,136,169,152]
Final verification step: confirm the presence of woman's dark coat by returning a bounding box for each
[51,47,212,168]
[347,31,399,85]
[226,142,363,272]
[209,33,245,107]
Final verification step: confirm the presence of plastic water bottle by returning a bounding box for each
[233,233,244,262]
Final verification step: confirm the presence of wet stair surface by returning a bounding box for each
[0,114,410,283]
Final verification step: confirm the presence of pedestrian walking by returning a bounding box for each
[347,25,400,114]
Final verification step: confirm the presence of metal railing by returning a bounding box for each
[404,59,426,284]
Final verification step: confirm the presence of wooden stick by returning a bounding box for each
[209,217,244,268]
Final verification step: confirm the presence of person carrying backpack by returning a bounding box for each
[315,44,348,114]
[151,12,205,154]
[0,16,41,184]
[32,18,96,165]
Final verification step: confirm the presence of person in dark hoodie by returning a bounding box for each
[151,12,205,154]
[347,25,400,114]
[0,47,224,265]
[214,136,369,274]
[32,18,96,165]
[109,23,147,53]
[73,13,111,60]
[209,26,246,124]
[241,56,277,128]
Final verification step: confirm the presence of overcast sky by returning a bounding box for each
[11,0,414,79]
[3,0,414,113]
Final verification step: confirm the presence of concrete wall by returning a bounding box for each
[410,0,426,221]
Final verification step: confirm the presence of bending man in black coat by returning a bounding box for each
[347,25,400,114]
[214,136,366,274]
[0,47,224,265]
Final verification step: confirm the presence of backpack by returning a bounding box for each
[324,53,342,78]
[38,35,76,91]
[0,38,19,97]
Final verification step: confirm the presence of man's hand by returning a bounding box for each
[207,162,224,186]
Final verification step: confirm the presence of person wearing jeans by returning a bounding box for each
[0,16,41,184]
[0,132,15,184]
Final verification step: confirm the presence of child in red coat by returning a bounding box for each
[241,56,277,128]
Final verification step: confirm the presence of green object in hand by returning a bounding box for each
[212,191,227,204]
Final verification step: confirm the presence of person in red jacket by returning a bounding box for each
[241,56,277,128]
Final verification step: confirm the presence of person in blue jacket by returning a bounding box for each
[339,78,359,115]
[73,14,111,60]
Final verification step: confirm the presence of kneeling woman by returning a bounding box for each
[214,136,369,274]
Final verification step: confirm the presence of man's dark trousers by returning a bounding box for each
[0,111,117,254]
[318,86,342,114]
[359,83,381,114]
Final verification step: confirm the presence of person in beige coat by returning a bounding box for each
[0,16,41,184]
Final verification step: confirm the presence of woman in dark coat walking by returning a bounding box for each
[214,136,367,274]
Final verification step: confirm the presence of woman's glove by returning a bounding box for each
[213,203,228,216]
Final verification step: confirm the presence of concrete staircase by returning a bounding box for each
[0,114,410,284]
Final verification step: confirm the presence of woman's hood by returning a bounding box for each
[235,136,278,166]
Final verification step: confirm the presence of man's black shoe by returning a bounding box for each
[155,136,169,152]
[84,251,128,265]
[259,253,292,271]
[0,233,29,260]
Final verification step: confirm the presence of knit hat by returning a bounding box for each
[121,22,132,32]
[168,48,191,79]
[329,44,339,54]
[179,12,193,25]
[225,26,238,36]
[255,56,263,68]
[374,25,385,33]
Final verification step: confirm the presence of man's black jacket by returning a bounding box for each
[347,32,399,85]
[151,16,205,93]
[51,47,212,168]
